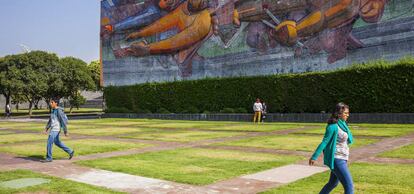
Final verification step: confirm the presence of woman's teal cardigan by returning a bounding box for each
[311,119,353,170]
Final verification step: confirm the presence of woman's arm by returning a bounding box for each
[311,125,335,160]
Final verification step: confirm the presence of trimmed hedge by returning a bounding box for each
[104,58,414,113]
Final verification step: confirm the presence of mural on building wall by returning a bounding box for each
[101,0,405,80]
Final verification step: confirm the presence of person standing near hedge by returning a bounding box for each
[261,100,267,123]
[309,102,354,194]
[253,98,263,123]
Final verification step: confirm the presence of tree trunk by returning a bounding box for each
[34,99,40,110]
[4,92,11,113]
[70,106,73,114]
[45,99,51,113]
[16,104,19,112]
[28,101,33,117]
[102,93,105,110]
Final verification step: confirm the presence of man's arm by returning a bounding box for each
[45,117,51,133]
[57,109,68,134]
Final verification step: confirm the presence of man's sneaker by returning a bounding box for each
[69,150,75,160]
[41,159,52,163]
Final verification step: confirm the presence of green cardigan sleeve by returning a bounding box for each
[311,124,335,160]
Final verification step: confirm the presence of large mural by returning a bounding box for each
[101,0,414,85]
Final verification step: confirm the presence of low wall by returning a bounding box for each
[103,113,414,124]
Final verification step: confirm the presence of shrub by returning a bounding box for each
[105,58,414,113]
[220,108,235,113]
[234,107,248,113]
[105,107,131,113]
[137,109,152,114]
[158,107,171,114]
[187,106,200,114]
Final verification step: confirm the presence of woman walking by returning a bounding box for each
[309,102,354,194]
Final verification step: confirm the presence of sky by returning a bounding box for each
[0,0,100,63]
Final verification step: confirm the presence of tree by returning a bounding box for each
[60,57,95,113]
[0,54,25,114]
[88,60,102,91]
[37,53,65,112]
[1,52,99,115]
[21,51,59,116]
[68,91,86,112]
[11,93,25,112]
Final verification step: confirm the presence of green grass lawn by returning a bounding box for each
[295,125,414,137]
[69,118,156,124]
[0,133,45,144]
[0,169,122,194]
[0,139,149,159]
[0,121,160,135]
[349,123,414,129]
[76,148,305,185]
[0,122,45,131]
[262,162,414,194]
[69,119,321,131]
[70,121,164,128]
[0,131,13,135]
[377,144,414,159]
[71,118,233,124]
[215,134,378,152]
[137,122,233,129]
[203,123,311,132]
[71,119,237,130]
[70,126,160,136]
[120,130,245,142]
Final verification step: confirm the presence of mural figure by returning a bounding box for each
[101,0,184,32]
[102,0,211,76]
[101,0,389,76]
[233,0,388,62]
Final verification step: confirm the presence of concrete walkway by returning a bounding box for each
[0,153,329,194]
[242,165,327,184]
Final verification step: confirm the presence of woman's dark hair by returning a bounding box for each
[327,102,349,124]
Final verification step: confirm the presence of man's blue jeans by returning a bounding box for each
[320,158,354,194]
[46,131,72,161]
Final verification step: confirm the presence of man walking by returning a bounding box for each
[43,97,74,162]
[253,98,263,123]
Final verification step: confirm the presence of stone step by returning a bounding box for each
[241,164,327,184]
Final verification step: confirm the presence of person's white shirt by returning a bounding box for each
[253,102,263,112]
